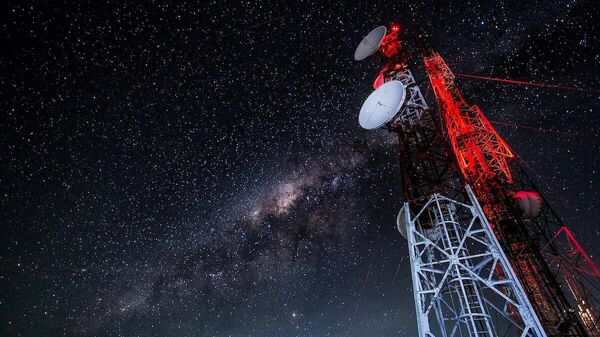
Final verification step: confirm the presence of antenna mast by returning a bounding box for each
[354,24,600,337]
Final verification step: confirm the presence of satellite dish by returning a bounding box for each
[397,206,408,239]
[354,26,387,61]
[359,80,406,130]
[513,191,544,219]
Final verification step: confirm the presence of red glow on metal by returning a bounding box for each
[380,39,401,59]
[423,53,514,190]
[373,68,386,89]
[550,226,600,278]
[455,73,600,94]
[544,226,600,334]
[373,66,387,89]
[513,190,541,199]
[379,26,402,59]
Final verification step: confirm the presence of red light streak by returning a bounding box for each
[551,227,600,278]
[489,120,600,140]
[455,73,600,94]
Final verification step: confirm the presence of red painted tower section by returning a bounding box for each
[421,48,600,337]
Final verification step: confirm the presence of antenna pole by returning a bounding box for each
[353,23,600,337]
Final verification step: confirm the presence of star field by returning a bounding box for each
[1,1,599,336]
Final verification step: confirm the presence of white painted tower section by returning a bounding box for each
[401,186,547,337]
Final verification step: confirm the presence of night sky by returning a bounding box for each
[1,1,599,336]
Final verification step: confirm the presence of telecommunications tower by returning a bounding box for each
[353,24,600,337]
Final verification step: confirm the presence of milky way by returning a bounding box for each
[1,1,599,337]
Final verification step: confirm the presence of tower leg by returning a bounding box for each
[403,186,547,337]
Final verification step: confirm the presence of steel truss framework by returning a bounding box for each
[384,66,462,203]
[358,27,600,337]
[511,166,600,337]
[403,186,546,337]
[423,52,514,191]
[422,51,596,337]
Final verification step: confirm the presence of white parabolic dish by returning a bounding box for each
[358,80,406,130]
[354,26,387,61]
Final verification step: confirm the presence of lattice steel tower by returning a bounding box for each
[353,24,600,337]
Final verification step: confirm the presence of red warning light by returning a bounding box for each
[380,25,402,59]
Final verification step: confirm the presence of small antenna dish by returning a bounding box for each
[354,26,387,61]
[358,80,406,130]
